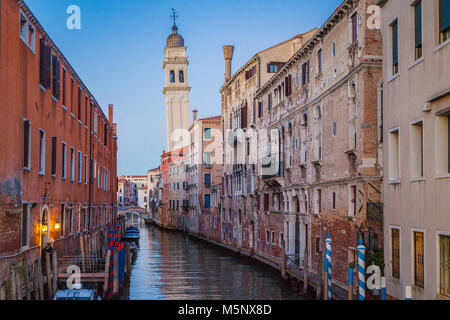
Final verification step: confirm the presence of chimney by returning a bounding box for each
[223,45,234,82]
[108,104,114,125]
[192,109,198,122]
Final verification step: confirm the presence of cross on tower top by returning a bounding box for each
[170,8,178,26]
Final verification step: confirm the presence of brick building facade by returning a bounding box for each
[0,0,118,292]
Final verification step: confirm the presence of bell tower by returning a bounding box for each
[163,9,190,151]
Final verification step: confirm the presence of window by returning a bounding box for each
[70,147,75,181]
[410,121,423,178]
[391,228,400,278]
[70,79,74,112]
[51,54,60,99]
[349,185,356,217]
[61,143,67,179]
[317,49,322,74]
[439,235,450,297]
[266,229,270,244]
[51,137,57,176]
[62,69,67,106]
[21,204,30,248]
[413,231,424,287]
[39,38,51,89]
[23,120,31,169]
[435,112,450,175]
[351,12,358,43]
[84,155,88,184]
[271,231,276,245]
[204,194,211,209]
[78,151,82,183]
[38,129,45,174]
[316,189,322,214]
[267,62,284,73]
[392,19,399,75]
[85,96,88,124]
[78,87,82,120]
[332,192,336,210]
[315,237,321,254]
[268,93,272,111]
[414,1,422,59]
[388,129,400,181]
[332,41,336,57]
[170,70,175,83]
[60,204,65,236]
[204,127,212,140]
[204,174,211,187]
[179,70,184,83]
[203,152,212,165]
[301,61,309,86]
[439,0,450,43]
[245,65,256,80]
[19,12,35,51]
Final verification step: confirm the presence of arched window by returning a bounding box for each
[179,70,184,83]
[170,70,175,83]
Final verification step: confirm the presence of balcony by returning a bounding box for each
[262,161,284,180]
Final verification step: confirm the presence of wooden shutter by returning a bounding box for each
[264,193,269,211]
[284,77,289,96]
[241,103,248,129]
[257,195,260,211]
[44,44,51,89]
[253,99,256,123]
[39,38,46,86]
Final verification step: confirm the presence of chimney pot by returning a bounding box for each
[192,109,198,122]
[223,45,234,82]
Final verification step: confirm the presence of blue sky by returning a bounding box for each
[26,0,343,175]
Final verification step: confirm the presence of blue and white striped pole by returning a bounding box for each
[325,234,332,300]
[380,276,386,300]
[357,237,366,300]
[405,286,412,300]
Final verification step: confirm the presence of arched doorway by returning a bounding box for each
[41,205,50,248]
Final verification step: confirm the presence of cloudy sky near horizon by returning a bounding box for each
[25,0,343,175]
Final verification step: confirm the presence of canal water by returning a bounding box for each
[120,224,303,300]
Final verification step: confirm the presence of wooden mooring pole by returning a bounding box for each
[303,246,308,296]
[52,250,58,295]
[45,251,52,298]
[316,253,322,300]
[281,239,286,280]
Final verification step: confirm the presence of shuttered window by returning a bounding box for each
[51,54,60,99]
[78,87,82,120]
[391,228,400,278]
[414,231,425,287]
[264,193,269,211]
[440,0,450,42]
[352,13,358,43]
[318,49,322,74]
[392,20,399,75]
[414,1,422,59]
[51,137,57,176]
[39,38,51,89]
[23,120,31,169]
[241,103,248,129]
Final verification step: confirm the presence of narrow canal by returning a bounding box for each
[120,224,303,300]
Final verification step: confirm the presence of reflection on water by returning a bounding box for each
[121,225,303,300]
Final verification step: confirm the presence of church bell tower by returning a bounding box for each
[163,9,190,151]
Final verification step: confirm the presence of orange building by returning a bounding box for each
[159,146,189,229]
[0,0,118,286]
